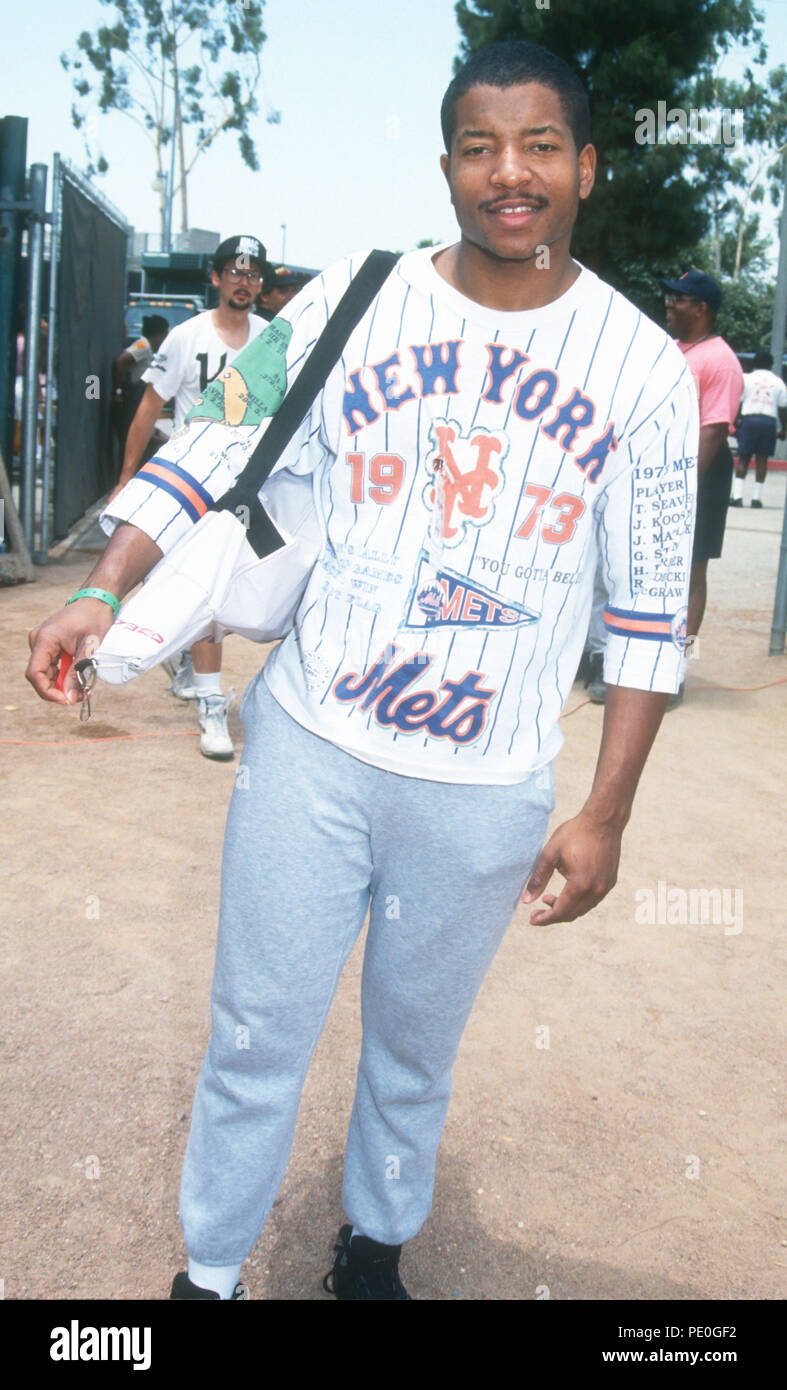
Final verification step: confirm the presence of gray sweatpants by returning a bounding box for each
[179,674,554,1263]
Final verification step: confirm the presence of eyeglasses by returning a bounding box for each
[224,267,263,285]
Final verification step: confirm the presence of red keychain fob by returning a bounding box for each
[56,652,73,692]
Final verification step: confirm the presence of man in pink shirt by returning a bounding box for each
[661,270,743,704]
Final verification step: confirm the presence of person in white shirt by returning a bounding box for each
[111,236,268,758]
[28,42,698,1300]
[730,349,787,508]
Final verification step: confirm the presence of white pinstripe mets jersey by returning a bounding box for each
[102,245,698,784]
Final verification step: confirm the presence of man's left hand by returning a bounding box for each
[521,811,623,924]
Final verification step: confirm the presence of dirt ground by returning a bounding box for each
[1,480,785,1302]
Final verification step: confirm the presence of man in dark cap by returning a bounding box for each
[257,263,314,321]
[110,235,269,757]
[661,270,743,704]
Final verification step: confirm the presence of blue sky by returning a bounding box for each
[4,0,787,269]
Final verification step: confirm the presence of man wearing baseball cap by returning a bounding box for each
[661,269,743,704]
[109,234,269,757]
[257,263,314,321]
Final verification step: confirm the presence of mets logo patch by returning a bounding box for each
[423,418,507,547]
[671,606,688,652]
[402,551,539,631]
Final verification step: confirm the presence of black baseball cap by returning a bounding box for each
[661,270,722,312]
[213,235,267,272]
[265,263,313,289]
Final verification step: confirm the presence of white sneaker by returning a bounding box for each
[161,653,183,681]
[165,651,200,701]
[197,692,235,761]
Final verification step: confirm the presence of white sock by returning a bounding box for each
[731,476,744,500]
[753,481,764,501]
[187,1258,242,1299]
[193,672,222,697]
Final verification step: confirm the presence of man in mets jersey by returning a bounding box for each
[27,41,698,1300]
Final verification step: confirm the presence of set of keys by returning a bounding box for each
[55,653,98,722]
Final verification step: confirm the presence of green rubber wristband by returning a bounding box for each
[65,587,121,618]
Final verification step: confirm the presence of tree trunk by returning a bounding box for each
[733,189,751,283]
[711,188,721,276]
[169,11,188,234]
[158,42,167,249]
[176,79,188,232]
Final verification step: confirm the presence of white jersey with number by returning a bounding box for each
[102,246,698,785]
[142,309,266,430]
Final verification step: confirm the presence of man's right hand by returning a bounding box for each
[26,598,117,705]
[26,526,162,705]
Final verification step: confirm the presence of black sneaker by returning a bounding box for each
[322,1224,412,1300]
[728,497,743,507]
[585,651,606,704]
[170,1272,249,1300]
[751,499,763,509]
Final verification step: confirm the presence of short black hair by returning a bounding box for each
[753,348,773,370]
[441,41,591,154]
[142,314,169,339]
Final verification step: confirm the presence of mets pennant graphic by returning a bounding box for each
[403,551,540,631]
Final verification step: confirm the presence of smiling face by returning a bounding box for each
[440,82,595,269]
[664,293,709,343]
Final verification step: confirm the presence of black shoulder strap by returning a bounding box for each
[213,249,398,554]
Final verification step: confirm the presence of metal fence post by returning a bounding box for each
[768,485,787,655]
[768,151,787,655]
[37,153,60,560]
[0,116,27,475]
[20,161,47,553]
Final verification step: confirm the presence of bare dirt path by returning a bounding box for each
[1,482,785,1300]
